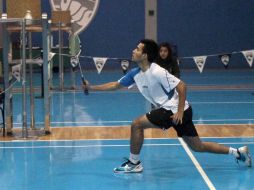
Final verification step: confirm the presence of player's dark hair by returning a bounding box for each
[140,39,158,63]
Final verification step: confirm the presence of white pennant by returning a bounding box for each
[12,64,22,82]
[220,54,230,68]
[193,56,207,73]
[48,52,56,61]
[241,50,254,67]
[93,57,107,74]
[120,60,130,73]
[70,56,79,68]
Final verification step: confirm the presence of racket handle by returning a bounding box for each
[81,77,89,95]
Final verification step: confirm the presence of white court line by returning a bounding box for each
[10,118,254,126]
[0,143,181,149]
[1,136,254,143]
[178,138,216,190]
[1,141,254,148]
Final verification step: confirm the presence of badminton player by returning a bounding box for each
[84,39,252,173]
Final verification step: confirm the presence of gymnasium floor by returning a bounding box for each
[0,68,254,190]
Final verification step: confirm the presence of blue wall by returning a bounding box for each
[42,0,144,58]
[158,0,254,69]
[40,1,254,69]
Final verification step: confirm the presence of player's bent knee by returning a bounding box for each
[187,142,206,152]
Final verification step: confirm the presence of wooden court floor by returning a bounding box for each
[1,124,254,141]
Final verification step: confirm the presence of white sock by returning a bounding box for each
[229,147,239,158]
[129,153,140,164]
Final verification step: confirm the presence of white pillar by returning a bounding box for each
[0,0,2,14]
[145,0,157,42]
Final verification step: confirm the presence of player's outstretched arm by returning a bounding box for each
[84,81,123,91]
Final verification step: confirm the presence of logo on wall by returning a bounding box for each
[50,0,100,35]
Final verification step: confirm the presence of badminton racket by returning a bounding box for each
[71,49,89,95]
[69,34,89,95]
[78,56,89,95]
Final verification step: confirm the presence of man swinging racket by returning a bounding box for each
[84,39,252,173]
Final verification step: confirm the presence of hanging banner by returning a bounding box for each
[241,50,254,67]
[120,60,130,74]
[12,64,22,82]
[193,56,207,73]
[219,54,231,69]
[93,57,107,74]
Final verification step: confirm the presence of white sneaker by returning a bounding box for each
[114,158,143,173]
[236,146,252,167]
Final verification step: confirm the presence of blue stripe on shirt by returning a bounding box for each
[119,67,140,87]
[160,84,175,99]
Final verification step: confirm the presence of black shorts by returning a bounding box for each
[146,106,198,137]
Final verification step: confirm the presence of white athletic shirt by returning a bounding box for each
[118,63,189,113]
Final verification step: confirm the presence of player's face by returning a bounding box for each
[132,43,146,62]
[159,47,169,60]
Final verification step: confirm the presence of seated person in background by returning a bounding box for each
[151,42,181,109]
[157,42,180,78]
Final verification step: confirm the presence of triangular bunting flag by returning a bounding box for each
[241,50,254,67]
[120,60,130,74]
[193,56,207,73]
[40,51,56,62]
[12,64,22,82]
[93,57,107,74]
[70,56,80,68]
[219,54,231,69]
[48,52,56,61]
